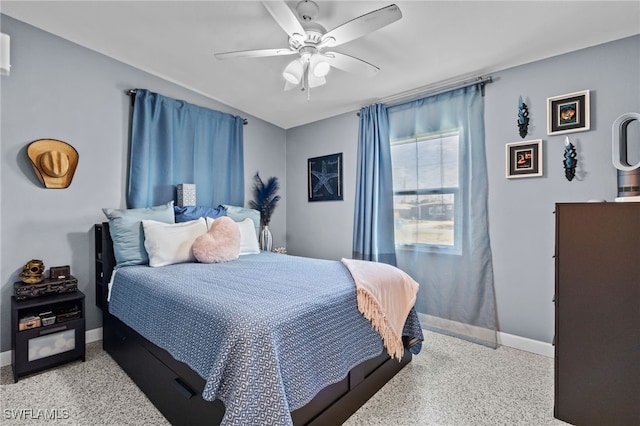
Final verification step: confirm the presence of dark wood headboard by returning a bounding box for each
[94,222,115,310]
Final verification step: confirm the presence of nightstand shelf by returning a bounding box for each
[11,290,86,382]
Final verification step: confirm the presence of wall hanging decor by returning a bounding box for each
[517,95,530,138]
[563,136,578,181]
[27,139,79,189]
[506,139,543,178]
[547,90,590,135]
[308,152,343,201]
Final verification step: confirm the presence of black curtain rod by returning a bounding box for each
[127,89,248,125]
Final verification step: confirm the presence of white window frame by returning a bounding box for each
[391,131,462,255]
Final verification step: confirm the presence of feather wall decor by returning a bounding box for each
[563,136,577,181]
[517,96,530,138]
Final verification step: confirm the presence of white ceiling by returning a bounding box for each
[2,1,639,129]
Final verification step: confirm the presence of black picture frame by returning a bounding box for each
[547,90,590,135]
[506,139,543,178]
[308,153,343,202]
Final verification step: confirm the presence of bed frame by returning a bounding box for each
[95,222,417,425]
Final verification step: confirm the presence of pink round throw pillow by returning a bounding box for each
[192,216,241,263]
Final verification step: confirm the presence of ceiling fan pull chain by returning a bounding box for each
[303,63,311,101]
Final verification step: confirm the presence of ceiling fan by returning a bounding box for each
[214,1,402,96]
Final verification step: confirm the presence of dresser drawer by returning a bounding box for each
[103,313,224,426]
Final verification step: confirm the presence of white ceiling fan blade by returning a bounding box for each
[262,1,306,40]
[320,4,402,48]
[325,51,380,76]
[214,48,296,60]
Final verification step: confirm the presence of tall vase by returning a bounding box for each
[259,225,273,252]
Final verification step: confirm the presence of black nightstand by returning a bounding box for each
[11,290,85,382]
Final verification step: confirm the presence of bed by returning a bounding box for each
[96,220,423,426]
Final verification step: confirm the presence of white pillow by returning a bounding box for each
[142,218,208,267]
[209,217,260,255]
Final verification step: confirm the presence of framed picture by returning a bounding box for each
[547,90,590,135]
[506,139,543,178]
[308,153,343,202]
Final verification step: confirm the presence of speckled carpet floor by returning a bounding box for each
[1,330,568,425]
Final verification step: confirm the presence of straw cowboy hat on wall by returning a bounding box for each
[27,139,79,189]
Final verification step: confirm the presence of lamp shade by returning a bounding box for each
[283,59,303,84]
[0,33,10,76]
[310,53,330,77]
[308,72,326,88]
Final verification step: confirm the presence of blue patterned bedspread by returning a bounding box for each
[109,252,423,426]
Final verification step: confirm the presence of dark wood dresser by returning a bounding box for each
[554,202,639,425]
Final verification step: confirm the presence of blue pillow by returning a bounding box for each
[221,205,261,238]
[102,201,175,267]
[174,205,226,223]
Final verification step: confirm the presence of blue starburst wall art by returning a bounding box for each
[308,153,343,202]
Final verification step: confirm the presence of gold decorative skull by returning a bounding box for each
[19,259,45,284]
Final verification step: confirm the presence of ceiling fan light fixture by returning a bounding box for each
[283,58,304,84]
[310,54,330,77]
[217,1,402,97]
[308,71,326,88]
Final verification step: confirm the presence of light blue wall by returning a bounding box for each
[2,12,637,351]
[286,111,359,260]
[485,35,639,342]
[285,35,640,343]
[0,15,287,352]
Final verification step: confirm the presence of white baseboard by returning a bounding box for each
[0,350,10,368]
[86,327,103,344]
[0,327,103,368]
[498,331,554,358]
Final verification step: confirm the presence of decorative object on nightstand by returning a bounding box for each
[15,261,78,300]
[517,95,529,138]
[19,259,45,284]
[11,290,86,382]
[14,276,78,300]
[563,136,577,181]
[248,172,280,252]
[49,265,71,280]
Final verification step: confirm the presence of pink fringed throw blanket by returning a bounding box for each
[341,258,419,361]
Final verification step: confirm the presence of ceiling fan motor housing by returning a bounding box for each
[289,23,325,50]
[297,0,319,22]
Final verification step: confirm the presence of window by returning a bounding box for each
[390,131,461,254]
